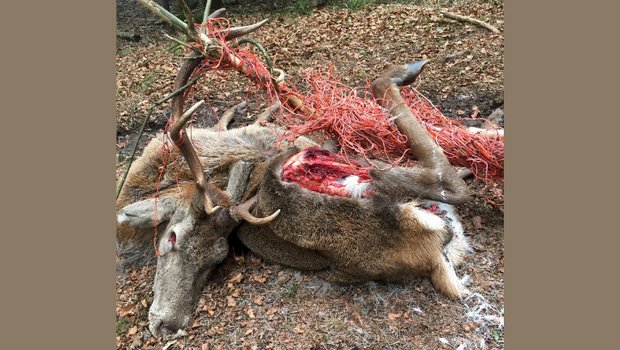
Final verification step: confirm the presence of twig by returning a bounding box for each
[136,0,189,32]
[441,11,501,34]
[163,33,195,51]
[115,72,205,199]
[175,0,198,39]
[237,37,273,69]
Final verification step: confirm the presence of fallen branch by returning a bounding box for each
[441,11,501,34]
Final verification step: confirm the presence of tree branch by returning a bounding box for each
[441,11,501,34]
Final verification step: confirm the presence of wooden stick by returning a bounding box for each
[441,11,501,34]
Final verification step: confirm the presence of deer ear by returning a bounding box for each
[117,196,178,228]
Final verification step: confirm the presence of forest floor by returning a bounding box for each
[115,1,504,349]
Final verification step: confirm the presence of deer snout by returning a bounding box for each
[148,309,191,338]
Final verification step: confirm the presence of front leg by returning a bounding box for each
[236,223,330,271]
[316,268,369,285]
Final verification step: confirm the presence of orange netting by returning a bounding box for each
[145,18,504,255]
[270,69,504,185]
[174,18,504,207]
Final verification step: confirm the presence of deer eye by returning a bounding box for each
[168,232,177,244]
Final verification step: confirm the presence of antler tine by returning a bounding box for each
[168,56,222,215]
[224,19,269,41]
[207,7,226,20]
[230,195,281,225]
[203,0,213,20]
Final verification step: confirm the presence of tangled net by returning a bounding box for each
[274,69,412,166]
[273,70,504,186]
[175,18,505,207]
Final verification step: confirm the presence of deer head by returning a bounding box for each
[117,1,284,337]
[117,50,280,336]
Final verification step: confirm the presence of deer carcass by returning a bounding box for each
[117,2,471,338]
[117,60,471,337]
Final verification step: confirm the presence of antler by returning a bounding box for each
[230,195,280,225]
[167,56,222,214]
[137,0,281,223]
[166,55,279,223]
[224,19,270,41]
[137,0,268,51]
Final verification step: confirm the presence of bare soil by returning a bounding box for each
[115,1,504,349]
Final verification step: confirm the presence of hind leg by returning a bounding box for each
[430,254,469,298]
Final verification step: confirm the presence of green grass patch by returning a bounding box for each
[140,71,160,93]
[116,317,130,335]
[282,284,298,298]
[346,0,375,11]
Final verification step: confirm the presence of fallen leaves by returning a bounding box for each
[226,295,237,307]
[352,310,365,327]
[118,305,134,317]
[252,273,269,283]
[463,323,477,332]
[266,307,278,321]
[472,216,484,229]
[127,326,138,336]
[387,312,402,321]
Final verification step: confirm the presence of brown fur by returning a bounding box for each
[242,148,467,297]
[116,62,471,335]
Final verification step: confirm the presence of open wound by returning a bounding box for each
[281,147,372,198]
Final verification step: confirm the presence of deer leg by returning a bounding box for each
[316,269,368,284]
[456,167,473,179]
[370,61,469,205]
[236,223,330,271]
[430,254,469,299]
[216,101,247,131]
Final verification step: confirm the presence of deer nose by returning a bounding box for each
[148,319,163,338]
[148,313,188,338]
